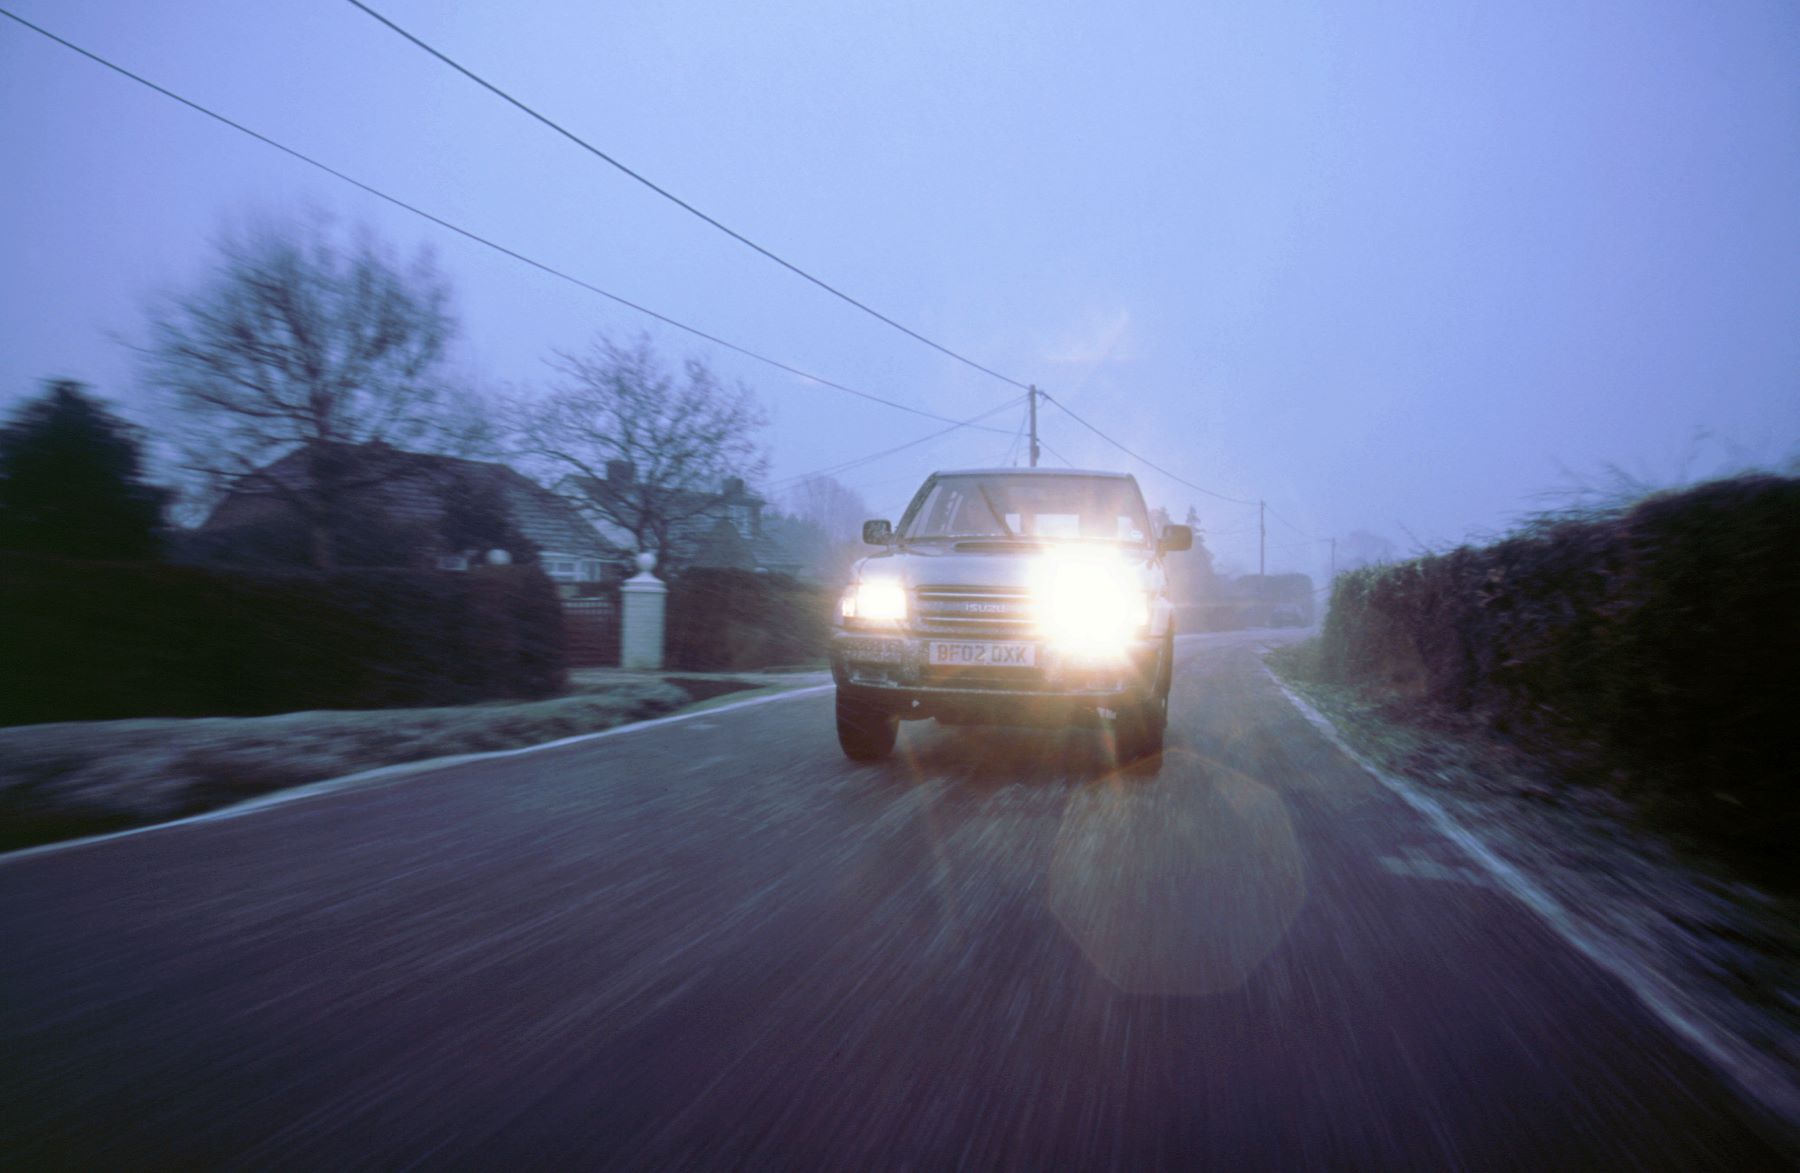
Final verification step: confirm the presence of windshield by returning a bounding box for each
[898,473,1152,544]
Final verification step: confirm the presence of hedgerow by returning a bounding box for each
[0,557,567,724]
[1317,474,1800,859]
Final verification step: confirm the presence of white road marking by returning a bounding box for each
[1264,663,1800,1128]
[0,683,834,866]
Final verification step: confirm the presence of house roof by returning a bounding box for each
[561,472,766,513]
[205,443,616,560]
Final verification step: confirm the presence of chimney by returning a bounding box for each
[722,476,745,498]
[607,460,636,485]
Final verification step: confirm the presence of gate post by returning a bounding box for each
[619,551,667,670]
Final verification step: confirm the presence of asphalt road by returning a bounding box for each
[1,631,1789,1169]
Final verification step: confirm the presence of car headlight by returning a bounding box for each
[841,579,907,625]
[1037,559,1148,654]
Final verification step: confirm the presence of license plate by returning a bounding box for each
[928,640,1037,667]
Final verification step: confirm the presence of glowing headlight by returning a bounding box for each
[1037,558,1148,654]
[841,579,907,624]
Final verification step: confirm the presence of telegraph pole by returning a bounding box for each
[1258,499,1266,582]
[1027,385,1040,468]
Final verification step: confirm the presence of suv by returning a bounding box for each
[829,468,1190,763]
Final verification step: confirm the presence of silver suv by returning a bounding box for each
[829,468,1190,762]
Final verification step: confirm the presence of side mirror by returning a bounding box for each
[862,519,894,546]
[1159,524,1193,553]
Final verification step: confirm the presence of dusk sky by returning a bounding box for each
[3,0,1795,578]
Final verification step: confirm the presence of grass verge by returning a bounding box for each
[0,674,800,853]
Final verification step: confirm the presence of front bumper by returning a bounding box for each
[830,630,1160,724]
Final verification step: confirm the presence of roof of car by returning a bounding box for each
[930,467,1135,480]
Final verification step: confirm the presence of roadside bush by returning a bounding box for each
[0,556,567,724]
[1317,474,1800,862]
[664,568,830,671]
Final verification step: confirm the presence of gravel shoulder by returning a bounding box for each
[1264,639,1800,1133]
[0,670,825,852]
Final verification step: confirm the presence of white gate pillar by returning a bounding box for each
[619,551,667,670]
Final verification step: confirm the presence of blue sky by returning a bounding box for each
[3,0,1796,577]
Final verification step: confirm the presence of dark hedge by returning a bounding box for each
[664,568,830,671]
[0,556,567,725]
[1318,474,1800,861]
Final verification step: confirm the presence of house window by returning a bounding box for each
[541,555,604,582]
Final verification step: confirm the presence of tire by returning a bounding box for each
[1114,693,1167,763]
[1115,635,1173,763]
[836,691,899,761]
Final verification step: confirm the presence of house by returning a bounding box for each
[557,461,807,576]
[194,442,623,587]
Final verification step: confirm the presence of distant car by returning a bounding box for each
[1269,603,1306,628]
[828,468,1189,763]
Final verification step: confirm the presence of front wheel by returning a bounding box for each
[1115,636,1172,763]
[1114,692,1167,763]
[836,692,899,761]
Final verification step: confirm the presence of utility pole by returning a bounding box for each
[1258,499,1266,584]
[1329,536,1336,579]
[1027,385,1040,468]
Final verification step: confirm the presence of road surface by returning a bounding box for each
[1,631,1788,1168]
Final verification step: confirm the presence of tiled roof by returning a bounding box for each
[204,444,617,560]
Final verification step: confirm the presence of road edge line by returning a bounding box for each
[0,682,834,867]
[1264,663,1800,1133]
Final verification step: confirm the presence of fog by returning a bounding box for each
[3,0,1796,581]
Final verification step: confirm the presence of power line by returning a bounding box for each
[0,7,1010,436]
[1264,503,1312,539]
[7,6,1339,529]
[1039,393,1258,505]
[344,0,1032,393]
[1037,438,1076,468]
[769,396,1026,488]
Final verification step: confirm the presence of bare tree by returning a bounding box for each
[511,333,767,566]
[1339,529,1398,569]
[768,474,872,582]
[138,209,483,567]
[782,475,870,545]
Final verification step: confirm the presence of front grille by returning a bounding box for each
[914,584,1036,639]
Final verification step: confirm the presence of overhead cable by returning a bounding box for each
[0,8,1010,434]
[1264,504,1313,539]
[343,0,1032,392]
[770,396,1026,488]
[1039,394,1258,505]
